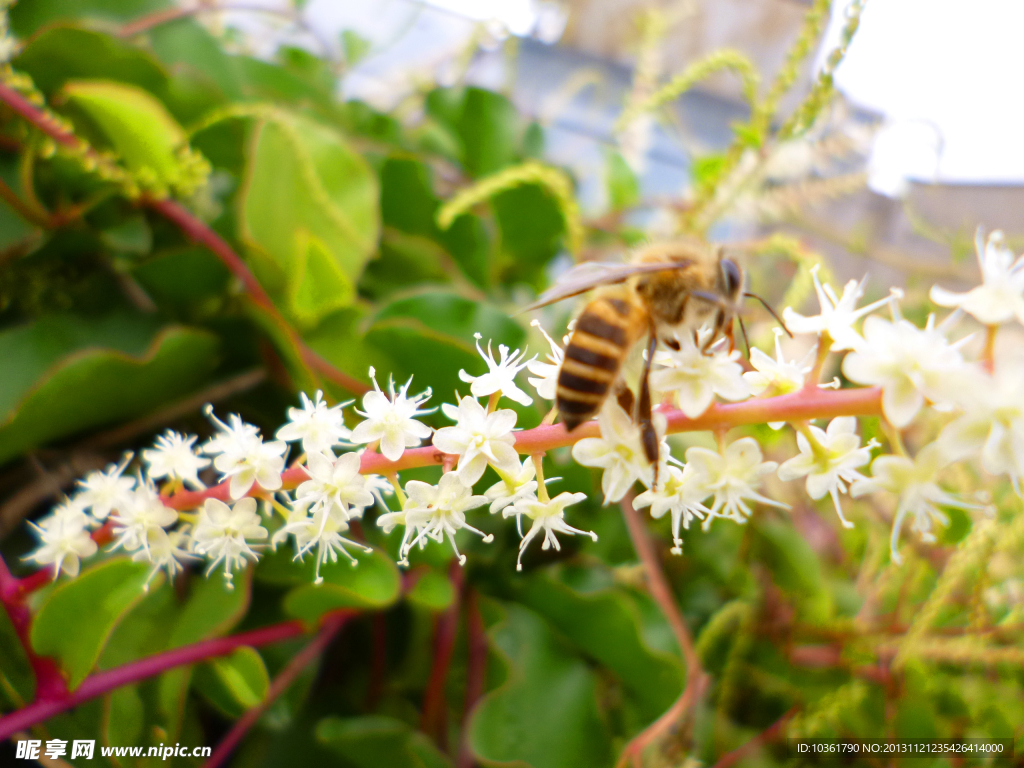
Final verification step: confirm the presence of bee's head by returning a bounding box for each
[719,257,744,305]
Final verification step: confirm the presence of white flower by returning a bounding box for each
[294,451,375,521]
[652,334,750,418]
[572,403,658,503]
[931,230,1024,326]
[142,431,210,490]
[526,320,565,401]
[272,504,373,584]
[349,368,434,462]
[509,491,596,571]
[842,313,969,428]
[632,463,709,554]
[782,266,901,351]
[132,528,196,590]
[460,333,535,406]
[276,390,353,455]
[25,511,98,578]
[851,443,980,564]
[433,397,521,485]
[109,478,179,555]
[685,437,787,527]
[400,473,492,565]
[777,417,877,528]
[38,498,92,531]
[743,329,814,428]
[203,408,287,499]
[376,507,420,565]
[483,457,541,520]
[192,497,268,587]
[73,453,136,521]
[938,360,1024,491]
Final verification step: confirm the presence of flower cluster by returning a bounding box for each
[21,230,1024,587]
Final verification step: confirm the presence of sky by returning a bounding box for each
[820,0,1024,194]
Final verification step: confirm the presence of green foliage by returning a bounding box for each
[31,558,153,688]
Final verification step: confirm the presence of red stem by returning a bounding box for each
[366,613,388,710]
[710,706,798,768]
[0,615,311,741]
[203,611,352,768]
[457,589,487,768]
[420,562,464,748]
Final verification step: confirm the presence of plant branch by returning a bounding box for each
[203,611,352,768]
[0,614,318,741]
[711,706,798,768]
[615,491,708,768]
[457,588,487,768]
[420,562,464,749]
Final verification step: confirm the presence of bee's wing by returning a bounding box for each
[517,259,693,314]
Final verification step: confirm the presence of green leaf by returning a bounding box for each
[103,685,144,759]
[407,570,455,613]
[14,26,169,97]
[605,150,639,210]
[31,558,152,689]
[9,0,169,37]
[492,184,566,279]
[426,87,521,177]
[341,30,373,68]
[288,231,355,327]
[317,716,451,768]
[131,246,231,310]
[0,314,219,466]
[282,549,401,624]
[755,518,832,623]
[63,79,206,192]
[194,646,269,717]
[100,215,152,254]
[158,570,251,735]
[238,113,379,327]
[0,601,35,704]
[519,568,685,724]
[365,290,524,402]
[469,604,612,768]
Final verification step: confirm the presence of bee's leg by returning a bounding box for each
[636,330,660,488]
[615,380,635,415]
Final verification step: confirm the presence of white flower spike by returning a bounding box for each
[483,457,541,521]
[633,463,709,554]
[777,417,877,528]
[272,503,373,584]
[652,334,750,418]
[931,230,1024,326]
[109,478,179,555]
[132,528,196,590]
[276,390,353,455]
[460,333,535,406]
[433,396,521,485]
[402,473,492,565]
[572,403,659,503]
[25,511,98,579]
[294,451,375,522]
[192,497,268,587]
[509,491,596,571]
[851,443,980,564]
[685,437,788,527]
[143,431,210,490]
[782,266,902,351]
[842,313,969,428]
[526,320,565,401]
[73,453,136,521]
[350,368,434,462]
[203,408,288,500]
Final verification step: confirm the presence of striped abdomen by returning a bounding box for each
[557,293,646,431]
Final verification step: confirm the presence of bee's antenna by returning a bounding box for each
[737,315,751,360]
[743,292,792,337]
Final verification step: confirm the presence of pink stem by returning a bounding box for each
[0,616,310,741]
[203,612,352,768]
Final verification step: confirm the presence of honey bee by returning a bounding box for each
[522,238,786,484]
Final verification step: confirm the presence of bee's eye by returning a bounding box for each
[722,259,742,297]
